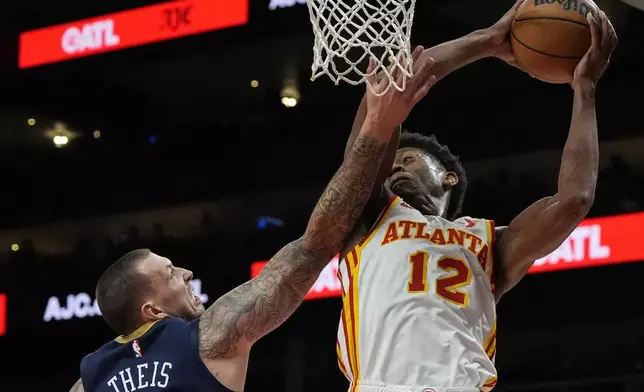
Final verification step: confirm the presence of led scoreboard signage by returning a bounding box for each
[251,213,644,301]
[19,0,249,68]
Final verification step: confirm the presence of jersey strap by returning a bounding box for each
[339,195,400,388]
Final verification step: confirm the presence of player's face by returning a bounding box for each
[138,253,205,323]
[385,147,458,217]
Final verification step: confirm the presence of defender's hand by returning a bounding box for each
[483,0,525,68]
[365,46,437,131]
[572,11,617,90]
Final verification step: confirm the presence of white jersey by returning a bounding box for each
[337,196,498,392]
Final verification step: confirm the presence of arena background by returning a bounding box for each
[0,0,643,390]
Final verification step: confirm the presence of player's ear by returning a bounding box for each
[443,171,459,188]
[141,302,170,322]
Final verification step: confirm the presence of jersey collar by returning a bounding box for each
[115,320,159,343]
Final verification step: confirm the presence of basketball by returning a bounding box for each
[511,0,600,83]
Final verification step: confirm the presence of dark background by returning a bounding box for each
[0,0,643,390]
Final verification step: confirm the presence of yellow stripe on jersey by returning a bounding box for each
[345,250,362,390]
[354,196,400,252]
[336,341,349,380]
[483,321,497,360]
[340,260,357,381]
[115,320,159,343]
[484,220,496,291]
[482,375,498,391]
[339,196,399,387]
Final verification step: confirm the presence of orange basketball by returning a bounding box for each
[511,0,599,83]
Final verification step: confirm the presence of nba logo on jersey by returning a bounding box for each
[132,339,143,358]
[462,218,478,228]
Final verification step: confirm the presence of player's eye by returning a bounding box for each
[403,156,413,164]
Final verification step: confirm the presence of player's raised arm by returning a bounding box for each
[493,11,617,300]
[343,48,438,210]
[342,0,526,213]
[196,58,437,388]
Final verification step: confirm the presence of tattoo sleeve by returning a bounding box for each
[199,134,388,359]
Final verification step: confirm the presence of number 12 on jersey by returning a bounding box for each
[408,250,472,307]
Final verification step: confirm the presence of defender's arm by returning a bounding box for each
[196,58,438,391]
[493,11,616,301]
[198,127,390,358]
[69,379,84,392]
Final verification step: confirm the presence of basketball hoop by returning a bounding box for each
[306,0,418,96]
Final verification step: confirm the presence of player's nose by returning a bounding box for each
[182,269,193,282]
[389,163,404,177]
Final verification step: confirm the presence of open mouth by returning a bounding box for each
[188,286,201,305]
[389,172,414,187]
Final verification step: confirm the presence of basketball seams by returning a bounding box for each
[514,16,589,28]
[510,29,584,60]
[511,18,589,59]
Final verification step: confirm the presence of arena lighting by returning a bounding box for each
[251,212,644,301]
[93,130,101,139]
[53,135,69,147]
[250,80,259,88]
[18,0,249,69]
[27,118,36,126]
[281,86,300,108]
[256,216,284,230]
[10,244,19,252]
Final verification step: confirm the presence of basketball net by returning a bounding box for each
[306,0,417,96]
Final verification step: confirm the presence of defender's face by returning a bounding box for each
[138,253,205,322]
[385,147,456,217]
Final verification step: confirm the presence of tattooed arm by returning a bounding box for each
[68,379,84,392]
[197,59,438,391]
[197,134,387,390]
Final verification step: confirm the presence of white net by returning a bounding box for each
[306,0,417,96]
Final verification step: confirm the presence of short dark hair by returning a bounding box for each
[399,131,467,220]
[96,249,152,335]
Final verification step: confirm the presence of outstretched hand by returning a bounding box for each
[365,46,437,131]
[572,10,617,90]
[484,0,525,68]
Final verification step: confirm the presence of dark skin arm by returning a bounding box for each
[341,1,528,256]
[493,11,617,301]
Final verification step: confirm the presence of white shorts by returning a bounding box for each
[354,381,481,392]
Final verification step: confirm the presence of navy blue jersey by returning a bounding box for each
[80,318,232,392]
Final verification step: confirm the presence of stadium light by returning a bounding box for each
[281,85,299,108]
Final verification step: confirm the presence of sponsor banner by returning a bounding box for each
[19,0,248,68]
[251,255,342,301]
[268,0,306,10]
[250,213,644,301]
[0,294,5,336]
[42,280,209,322]
[531,212,644,273]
